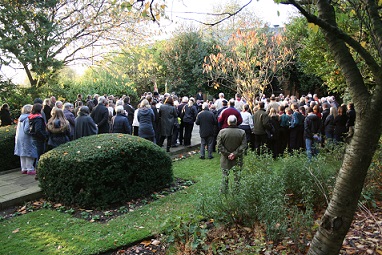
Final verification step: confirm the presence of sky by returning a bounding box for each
[0,0,299,85]
[165,0,298,27]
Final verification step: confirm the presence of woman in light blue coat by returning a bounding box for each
[14,104,38,174]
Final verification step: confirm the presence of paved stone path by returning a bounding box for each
[0,125,201,210]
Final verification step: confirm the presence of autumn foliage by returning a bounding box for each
[38,134,173,208]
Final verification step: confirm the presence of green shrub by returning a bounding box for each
[0,125,20,172]
[38,134,173,208]
[199,149,340,242]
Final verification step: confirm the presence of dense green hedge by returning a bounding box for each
[38,134,173,208]
[0,125,20,172]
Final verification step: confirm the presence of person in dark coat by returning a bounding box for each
[0,103,12,126]
[304,107,322,159]
[252,102,270,153]
[137,99,155,142]
[196,102,217,159]
[181,98,198,147]
[123,96,135,132]
[90,96,109,134]
[64,103,75,140]
[74,106,98,140]
[158,96,177,152]
[111,105,131,134]
[177,96,188,146]
[334,104,348,142]
[28,103,49,175]
[46,108,70,149]
[346,102,356,138]
[43,98,52,121]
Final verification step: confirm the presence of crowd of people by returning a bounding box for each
[4,90,355,178]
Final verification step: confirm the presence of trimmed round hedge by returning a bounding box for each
[0,125,20,172]
[38,134,173,208]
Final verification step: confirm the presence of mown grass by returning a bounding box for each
[0,153,221,255]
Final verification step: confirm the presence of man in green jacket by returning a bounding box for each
[217,115,247,193]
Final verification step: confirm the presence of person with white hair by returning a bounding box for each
[217,115,247,193]
[111,105,131,134]
[214,92,225,110]
[90,96,109,134]
[195,102,217,159]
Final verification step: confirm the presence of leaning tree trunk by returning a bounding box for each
[307,1,382,254]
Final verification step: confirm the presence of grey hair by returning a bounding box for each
[64,102,73,109]
[115,105,124,113]
[98,96,107,105]
[227,115,237,126]
[202,102,209,110]
[55,100,63,108]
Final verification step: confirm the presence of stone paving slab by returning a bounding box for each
[0,125,202,210]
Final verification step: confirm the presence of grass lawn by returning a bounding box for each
[0,153,221,255]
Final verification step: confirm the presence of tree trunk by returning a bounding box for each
[307,1,382,254]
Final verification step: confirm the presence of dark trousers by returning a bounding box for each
[183,122,194,146]
[159,135,173,152]
[279,127,289,154]
[171,125,179,146]
[200,136,214,158]
[178,122,185,145]
[254,134,267,154]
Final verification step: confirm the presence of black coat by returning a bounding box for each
[90,103,109,134]
[0,108,12,126]
[74,115,98,140]
[195,109,216,138]
[111,113,131,134]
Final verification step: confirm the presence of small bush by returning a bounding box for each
[0,125,20,172]
[38,134,173,208]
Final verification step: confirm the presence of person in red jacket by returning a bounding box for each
[218,99,242,130]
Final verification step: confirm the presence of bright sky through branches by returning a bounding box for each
[166,0,298,27]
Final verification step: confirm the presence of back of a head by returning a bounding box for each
[98,96,106,105]
[79,106,90,116]
[124,96,130,104]
[229,99,235,107]
[227,115,237,126]
[116,105,124,113]
[32,103,43,114]
[202,102,209,110]
[222,99,228,107]
[64,102,73,110]
[258,101,265,109]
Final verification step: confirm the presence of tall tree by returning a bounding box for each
[203,27,293,109]
[280,0,382,254]
[0,0,149,90]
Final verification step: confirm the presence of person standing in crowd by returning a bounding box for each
[252,101,270,153]
[0,103,12,126]
[304,107,322,159]
[28,103,48,175]
[289,103,304,151]
[334,104,348,142]
[111,105,131,134]
[90,96,109,134]
[74,106,98,140]
[216,99,228,130]
[279,105,291,154]
[132,104,140,136]
[43,98,52,121]
[320,102,330,146]
[137,99,155,142]
[14,104,37,175]
[181,98,198,147]
[346,102,356,138]
[266,95,279,114]
[234,93,245,112]
[50,96,57,108]
[268,108,280,158]
[177,96,189,146]
[218,99,243,130]
[196,102,217,159]
[324,106,337,144]
[158,96,177,152]
[238,104,253,148]
[209,104,219,152]
[217,115,247,193]
[215,92,226,110]
[64,103,75,140]
[46,108,70,149]
[146,95,159,143]
[123,96,135,133]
